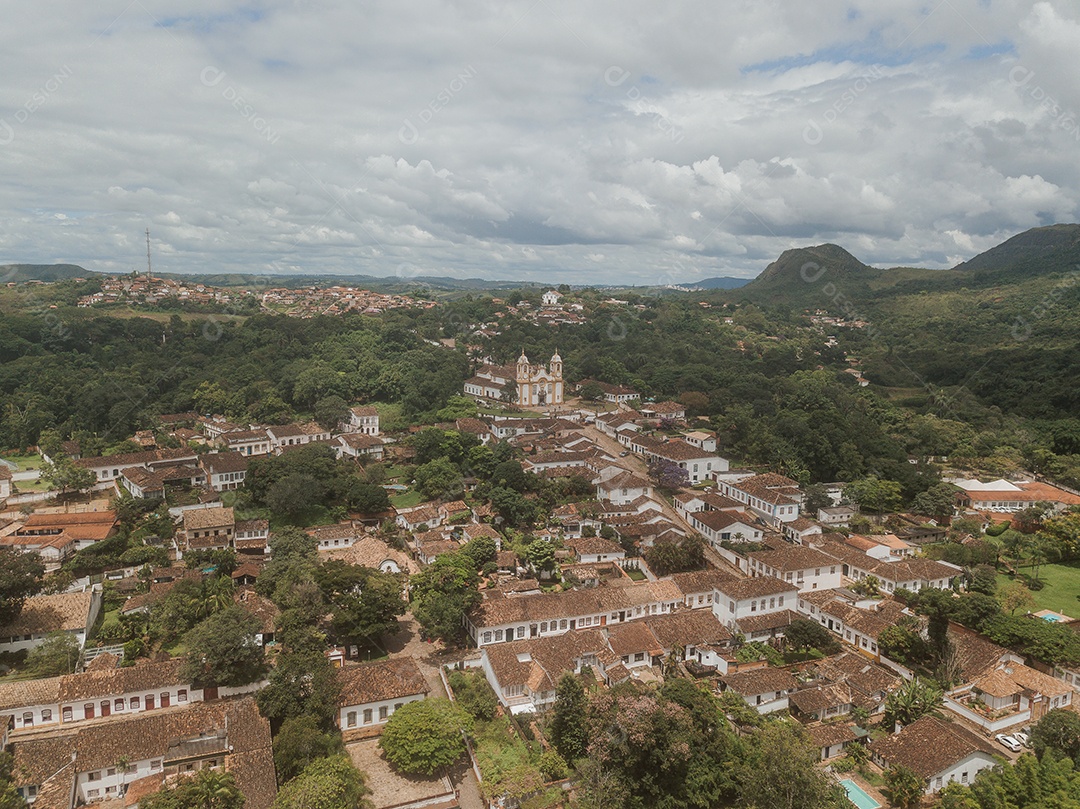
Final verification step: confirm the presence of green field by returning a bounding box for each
[390,490,424,509]
[1,452,43,470]
[998,562,1080,618]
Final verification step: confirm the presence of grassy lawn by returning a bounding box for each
[998,562,1080,618]
[1,452,43,470]
[624,567,646,581]
[15,478,52,492]
[391,490,425,509]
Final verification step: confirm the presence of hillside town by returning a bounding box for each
[2,338,1080,809]
[76,275,435,317]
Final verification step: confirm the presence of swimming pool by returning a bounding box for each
[840,779,881,809]
[1044,615,1062,622]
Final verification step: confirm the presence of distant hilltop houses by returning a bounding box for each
[77,275,434,316]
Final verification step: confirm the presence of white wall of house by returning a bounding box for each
[339,692,425,730]
[11,702,59,729]
[711,587,797,630]
[61,685,200,722]
[926,753,998,794]
[77,756,173,804]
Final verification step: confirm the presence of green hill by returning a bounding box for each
[0,263,96,283]
[953,223,1080,276]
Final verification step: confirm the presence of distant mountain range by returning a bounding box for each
[4,223,1078,294]
[729,223,1080,305]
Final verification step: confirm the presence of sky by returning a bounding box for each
[0,1,1078,286]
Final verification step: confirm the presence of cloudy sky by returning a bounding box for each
[1,1,1078,285]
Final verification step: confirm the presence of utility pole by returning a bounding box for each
[145,228,152,278]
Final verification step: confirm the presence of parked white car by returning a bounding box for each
[1012,731,1030,747]
[996,734,1023,752]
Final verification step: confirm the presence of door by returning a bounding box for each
[84,703,95,720]
[100,701,110,717]
[203,686,218,701]
[145,695,154,710]
[160,693,170,708]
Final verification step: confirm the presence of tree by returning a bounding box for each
[932,782,979,809]
[410,554,481,644]
[878,623,931,667]
[141,770,245,809]
[738,721,846,809]
[579,381,604,401]
[39,456,96,499]
[884,765,925,809]
[966,564,998,596]
[0,548,43,625]
[647,458,690,491]
[550,673,589,762]
[315,560,405,647]
[998,580,1037,615]
[25,632,81,676]
[272,715,344,785]
[784,618,840,658]
[883,677,943,729]
[912,483,958,520]
[180,607,267,687]
[413,458,463,499]
[271,755,371,809]
[845,477,903,520]
[1030,708,1080,763]
[313,396,348,431]
[643,536,706,576]
[379,699,473,775]
[345,482,390,514]
[524,539,557,576]
[266,474,323,519]
[460,536,497,569]
[802,483,832,515]
[257,648,341,731]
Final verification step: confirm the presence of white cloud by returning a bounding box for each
[0,0,1076,284]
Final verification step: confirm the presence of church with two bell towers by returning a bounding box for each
[516,350,563,407]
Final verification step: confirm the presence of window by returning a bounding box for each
[41,709,52,722]
[517,626,525,638]
[87,789,100,799]
[494,629,503,641]
[935,777,943,789]
[363,709,373,724]
[21,712,33,727]
[778,596,785,606]
[769,598,775,609]
[178,689,187,702]
[394,703,403,711]
[482,631,492,644]
[150,761,162,772]
[751,601,757,612]
[114,699,124,712]
[26,787,37,798]
[63,707,73,722]
[961,772,969,784]
[107,769,117,777]
[540,622,548,632]
[88,772,101,782]
[346,711,356,728]
[379,706,388,721]
[130,697,140,709]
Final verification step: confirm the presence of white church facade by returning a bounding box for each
[515,350,563,407]
[464,351,564,407]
